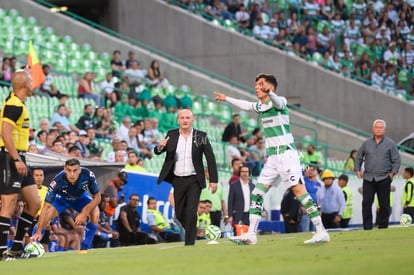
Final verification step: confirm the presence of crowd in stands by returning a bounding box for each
[0,56,17,84]
[4,48,200,172]
[169,0,414,101]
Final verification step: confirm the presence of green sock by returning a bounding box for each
[298,194,324,232]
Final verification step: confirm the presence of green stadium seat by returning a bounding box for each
[219,104,232,123]
[2,40,13,55]
[69,42,80,52]
[63,35,73,45]
[191,101,202,115]
[165,84,177,96]
[27,16,38,26]
[48,34,59,44]
[2,15,12,26]
[261,12,269,24]
[43,26,55,35]
[8,8,19,17]
[312,52,323,64]
[0,8,6,19]
[82,43,92,52]
[32,25,42,35]
[14,15,25,26]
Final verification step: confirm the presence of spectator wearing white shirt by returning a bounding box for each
[100,72,117,107]
[383,42,400,66]
[40,64,61,97]
[401,43,414,68]
[117,117,132,141]
[50,104,79,132]
[371,64,384,90]
[107,138,128,163]
[375,25,391,47]
[124,61,146,87]
[235,3,249,24]
[268,19,279,40]
[253,17,270,40]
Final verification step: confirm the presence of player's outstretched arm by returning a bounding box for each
[214,92,254,111]
[32,203,57,242]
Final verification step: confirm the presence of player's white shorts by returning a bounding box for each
[257,149,303,188]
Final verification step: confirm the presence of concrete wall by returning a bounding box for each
[107,0,414,141]
[0,0,253,101]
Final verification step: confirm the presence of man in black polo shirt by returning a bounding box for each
[117,194,156,246]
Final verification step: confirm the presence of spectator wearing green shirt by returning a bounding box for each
[301,144,324,168]
[343,149,357,172]
[200,168,229,227]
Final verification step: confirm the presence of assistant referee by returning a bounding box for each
[0,70,41,260]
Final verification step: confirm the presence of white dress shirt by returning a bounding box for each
[174,129,196,176]
[241,180,251,212]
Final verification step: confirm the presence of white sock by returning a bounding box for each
[311,216,325,232]
[247,214,261,235]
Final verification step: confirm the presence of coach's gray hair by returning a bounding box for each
[372,119,386,128]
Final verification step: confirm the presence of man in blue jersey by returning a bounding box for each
[32,158,101,250]
[215,73,329,245]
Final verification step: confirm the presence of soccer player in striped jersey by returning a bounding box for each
[214,74,329,245]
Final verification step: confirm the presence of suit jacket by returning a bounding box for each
[154,128,218,189]
[228,179,254,223]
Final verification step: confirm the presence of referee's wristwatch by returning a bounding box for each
[14,157,22,162]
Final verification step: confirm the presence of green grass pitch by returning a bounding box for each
[1,227,413,274]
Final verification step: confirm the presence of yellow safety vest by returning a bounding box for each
[341,186,353,219]
[148,209,170,229]
[197,213,211,228]
[402,178,414,207]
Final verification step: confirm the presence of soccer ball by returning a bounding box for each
[24,242,45,257]
[205,225,221,241]
[400,214,412,227]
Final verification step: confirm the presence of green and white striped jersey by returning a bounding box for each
[226,93,297,156]
[252,95,296,156]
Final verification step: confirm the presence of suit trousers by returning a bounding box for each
[172,175,201,245]
[362,176,392,230]
[209,211,222,227]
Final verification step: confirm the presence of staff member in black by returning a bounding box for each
[355,119,401,230]
[0,70,41,260]
[155,109,218,246]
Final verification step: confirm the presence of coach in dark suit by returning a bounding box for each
[155,109,218,245]
[227,165,254,226]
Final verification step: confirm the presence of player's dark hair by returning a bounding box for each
[405,167,414,177]
[204,199,212,205]
[65,158,80,166]
[255,73,278,90]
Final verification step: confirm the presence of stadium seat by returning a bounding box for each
[192,101,202,115]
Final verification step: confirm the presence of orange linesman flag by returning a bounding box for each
[28,40,45,90]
